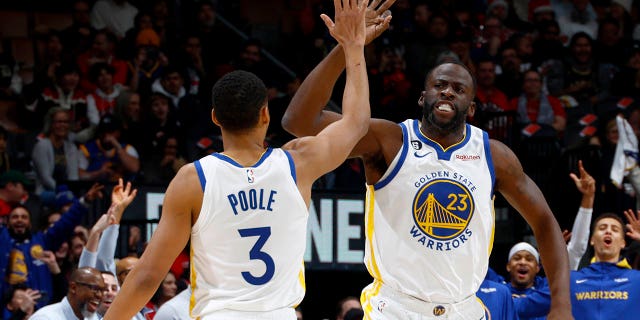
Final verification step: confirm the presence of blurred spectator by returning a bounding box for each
[0,126,11,173]
[29,267,105,320]
[31,108,81,201]
[33,31,68,93]
[447,26,476,76]
[79,115,140,182]
[552,32,616,114]
[336,296,362,320]
[608,0,634,40]
[90,0,139,39]
[60,0,96,57]
[295,306,303,320]
[140,136,186,186]
[115,256,138,285]
[555,0,598,43]
[404,11,449,88]
[610,41,640,97]
[2,283,41,320]
[496,45,524,98]
[594,18,628,66]
[0,192,96,309]
[369,45,413,123]
[128,28,166,96]
[119,11,154,60]
[38,63,99,144]
[151,65,186,109]
[0,170,30,222]
[86,63,123,117]
[474,15,511,59]
[145,271,178,319]
[77,30,128,93]
[115,90,145,153]
[139,93,179,160]
[193,1,243,72]
[528,0,556,25]
[475,58,511,113]
[0,53,26,134]
[175,35,205,96]
[510,69,566,136]
[154,285,190,320]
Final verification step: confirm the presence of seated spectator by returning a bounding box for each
[570,211,640,319]
[144,271,178,319]
[86,63,123,117]
[115,90,145,153]
[90,0,138,39]
[0,170,30,221]
[29,267,106,320]
[31,108,81,202]
[510,69,566,136]
[60,0,96,57]
[141,136,186,186]
[154,284,190,320]
[79,115,140,182]
[2,283,41,320]
[38,63,100,144]
[0,184,102,308]
[336,296,362,320]
[77,30,128,93]
[475,58,511,113]
[127,29,165,96]
[139,93,179,159]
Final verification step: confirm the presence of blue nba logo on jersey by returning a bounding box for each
[246,169,255,183]
[412,179,474,240]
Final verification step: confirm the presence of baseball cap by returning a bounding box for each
[0,170,32,187]
[508,242,540,262]
[54,185,76,210]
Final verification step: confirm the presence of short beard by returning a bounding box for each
[8,228,31,243]
[80,302,96,318]
[422,100,467,133]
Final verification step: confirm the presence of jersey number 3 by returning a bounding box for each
[238,227,275,285]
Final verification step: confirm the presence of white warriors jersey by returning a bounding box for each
[363,119,496,304]
[189,148,308,317]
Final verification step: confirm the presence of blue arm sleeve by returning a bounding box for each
[513,286,551,318]
[79,248,97,268]
[43,200,88,251]
[96,224,119,275]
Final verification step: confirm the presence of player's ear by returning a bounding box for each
[261,104,270,125]
[467,101,476,117]
[211,109,221,128]
[418,91,426,107]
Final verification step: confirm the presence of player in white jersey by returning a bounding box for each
[104,1,374,319]
[282,34,573,320]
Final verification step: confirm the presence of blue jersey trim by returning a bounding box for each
[283,149,297,183]
[211,148,274,168]
[194,160,206,192]
[374,122,409,190]
[483,131,496,196]
[413,121,472,161]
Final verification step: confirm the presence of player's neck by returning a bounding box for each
[220,130,267,167]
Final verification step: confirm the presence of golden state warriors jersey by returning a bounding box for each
[363,120,495,304]
[189,148,307,318]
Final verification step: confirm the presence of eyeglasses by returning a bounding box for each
[75,282,106,294]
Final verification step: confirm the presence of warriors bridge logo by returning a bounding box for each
[412,179,474,241]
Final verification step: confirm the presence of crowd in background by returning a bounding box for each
[2,0,640,319]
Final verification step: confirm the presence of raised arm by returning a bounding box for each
[567,160,594,270]
[104,165,198,319]
[282,0,393,138]
[490,139,572,320]
[283,0,370,198]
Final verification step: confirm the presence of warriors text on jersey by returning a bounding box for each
[189,148,308,317]
[363,120,496,304]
